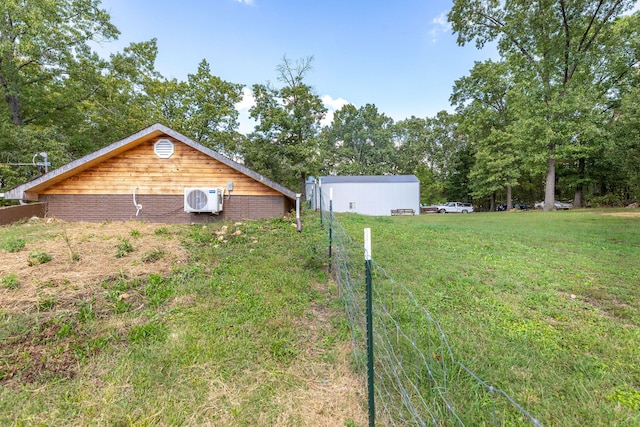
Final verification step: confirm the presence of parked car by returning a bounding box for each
[420,204,439,213]
[498,203,529,211]
[434,202,474,214]
[554,200,573,210]
[534,201,573,210]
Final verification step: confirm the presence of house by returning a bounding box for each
[307,175,420,216]
[3,123,296,223]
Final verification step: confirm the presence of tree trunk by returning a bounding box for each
[4,93,23,125]
[574,157,585,208]
[574,187,583,208]
[507,185,513,210]
[544,158,556,211]
[299,172,307,201]
[490,193,496,212]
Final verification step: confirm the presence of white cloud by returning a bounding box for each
[321,95,351,127]
[322,95,350,111]
[235,0,254,5]
[432,12,449,27]
[235,87,256,134]
[430,11,452,43]
[236,87,256,111]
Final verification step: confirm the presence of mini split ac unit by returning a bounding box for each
[184,188,223,213]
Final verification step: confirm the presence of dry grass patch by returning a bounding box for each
[0,219,188,313]
[602,210,640,217]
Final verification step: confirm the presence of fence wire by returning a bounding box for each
[321,208,542,427]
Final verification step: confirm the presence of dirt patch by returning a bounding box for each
[0,219,188,313]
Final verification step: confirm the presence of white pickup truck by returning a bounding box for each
[434,202,474,214]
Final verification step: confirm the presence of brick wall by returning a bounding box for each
[39,194,292,223]
[0,203,46,225]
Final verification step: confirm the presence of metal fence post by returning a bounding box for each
[329,198,333,265]
[329,188,334,266]
[364,228,375,427]
[319,185,323,225]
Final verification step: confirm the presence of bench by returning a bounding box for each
[391,208,415,216]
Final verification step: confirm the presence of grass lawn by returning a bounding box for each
[0,215,366,426]
[338,209,640,426]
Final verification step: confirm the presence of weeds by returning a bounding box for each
[128,318,167,343]
[144,274,173,307]
[2,237,25,253]
[154,227,168,235]
[142,247,165,263]
[61,228,80,262]
[28,250,52,266]
[37,297,56,311]
[77,299,95,323]
[1,274,19,289]
[115,238,134,258]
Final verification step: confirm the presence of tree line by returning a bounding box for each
[1,0,639,211]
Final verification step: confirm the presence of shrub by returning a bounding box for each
[28,250,52,266]
[586,193,626,208]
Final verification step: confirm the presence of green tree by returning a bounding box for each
[0,0,118,127]
[449,0,638,211]
[610,84,640,203]
[451,60,522,210]
[146,60,244,157]
[62,40,163,157]
[321,103,395,176]
[246,56,326,197]
[394,116,430,175]
[420,111,468,201]
[0,0,125,186]
[414,163,445,205]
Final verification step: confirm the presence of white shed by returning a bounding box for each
[307,175,420,216]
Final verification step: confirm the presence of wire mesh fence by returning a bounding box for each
[321,207,542,426]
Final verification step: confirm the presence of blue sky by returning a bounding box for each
[95,0,638,133]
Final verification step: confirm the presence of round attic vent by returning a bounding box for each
[154,139,174,159]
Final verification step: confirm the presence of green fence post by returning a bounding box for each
[364,227,374,427]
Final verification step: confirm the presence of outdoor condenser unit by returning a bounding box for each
[184,188,223,213]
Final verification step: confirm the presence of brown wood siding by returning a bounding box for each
[40,136,281,197]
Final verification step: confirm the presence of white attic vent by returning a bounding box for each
[154,139,174,159]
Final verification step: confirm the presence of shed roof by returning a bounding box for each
[320,175,419,184]
[4,123,296,201]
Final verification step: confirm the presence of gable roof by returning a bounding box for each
[319,175,419,184]
[4,123,296,201]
